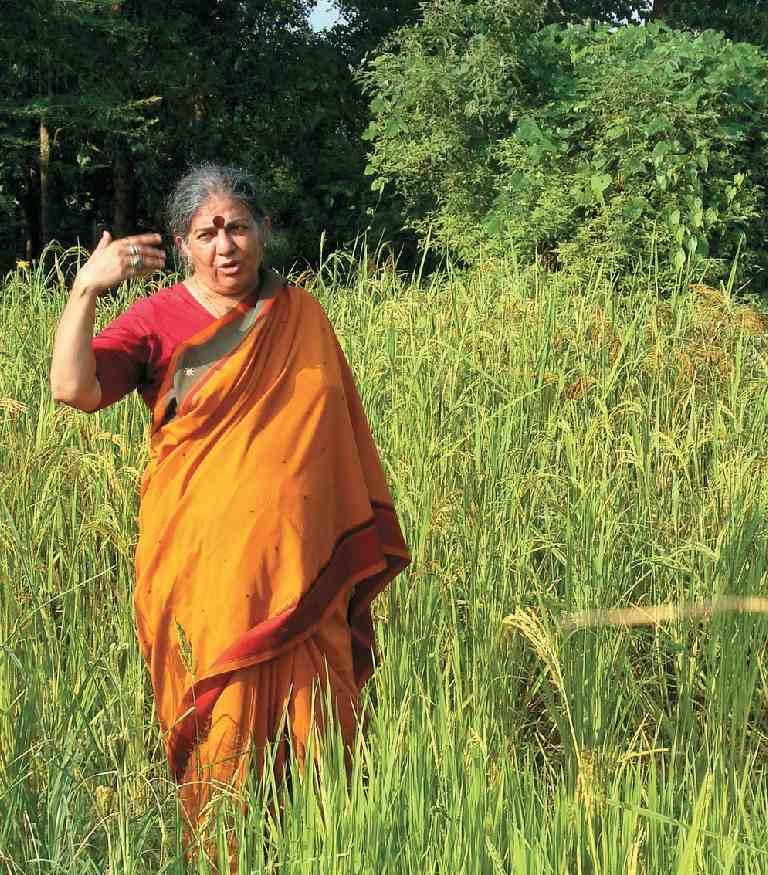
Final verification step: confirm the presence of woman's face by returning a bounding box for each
[179,194,265,297]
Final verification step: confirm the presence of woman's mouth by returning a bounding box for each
[218,262,240,275]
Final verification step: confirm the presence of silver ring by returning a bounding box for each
[128,243,139,257]
[130,253,142,270]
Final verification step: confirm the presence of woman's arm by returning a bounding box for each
[50,230,165,411]
[51,278,103,410]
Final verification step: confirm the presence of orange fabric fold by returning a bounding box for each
[132,284,410,819]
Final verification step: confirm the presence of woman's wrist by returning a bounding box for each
[71,273,104,300]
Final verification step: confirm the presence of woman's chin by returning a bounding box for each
[213,275,257,296]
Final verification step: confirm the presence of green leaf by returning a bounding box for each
[647,117,670,136]
[623,157,645,177]
[674,248,686,271]
[652,140,672,163]
[516,117,542,144]
[370,95,388,114]
[623,197,647,222]
[590,173,611,198]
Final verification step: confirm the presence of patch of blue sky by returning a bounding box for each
[310,0,340,32]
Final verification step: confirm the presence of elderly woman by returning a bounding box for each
[50,165,410,835]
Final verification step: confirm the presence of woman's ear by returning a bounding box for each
[176,235,190,260]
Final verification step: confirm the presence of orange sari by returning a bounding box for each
[132,281,410,826]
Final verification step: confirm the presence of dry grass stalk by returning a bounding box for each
[561,596,768,630]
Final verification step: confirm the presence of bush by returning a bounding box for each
[364,12,768,290]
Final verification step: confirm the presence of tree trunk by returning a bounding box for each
[652,0,666,21]
[37,63,56,253]
[111,138,135,238]
[23,161,41,260]
[39,113,51,250]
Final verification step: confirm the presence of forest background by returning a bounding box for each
[2,0,768,290]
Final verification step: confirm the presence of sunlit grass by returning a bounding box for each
[2,247,768,872]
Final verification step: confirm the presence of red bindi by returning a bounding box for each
[212,215,225,228]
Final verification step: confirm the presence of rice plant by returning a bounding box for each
[2,248,768,872]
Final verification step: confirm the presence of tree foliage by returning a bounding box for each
[363,8,768,288]
[332,0,424,61]
[660,0,768,48]
[4,0,768,276]
[0,0,411,267]
[551,0,768,45]
[361,0,542,247]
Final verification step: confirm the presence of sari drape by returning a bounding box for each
[132,282,410,823]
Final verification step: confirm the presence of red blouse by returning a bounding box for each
[92,283,215,410]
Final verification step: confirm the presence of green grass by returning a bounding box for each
[3,249,768,872]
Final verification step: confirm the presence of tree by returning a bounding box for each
[360,0,543,253]
[332,0,424,61]
[1,0,356,265]
[660,0,768,45]
[551,0,768,45]
[544,0,650,23]
[0,0,164,258]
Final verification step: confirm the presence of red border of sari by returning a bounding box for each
[167,501,409,781]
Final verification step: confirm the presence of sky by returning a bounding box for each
[309,0,341,31]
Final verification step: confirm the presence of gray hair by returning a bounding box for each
[167,164,268,240]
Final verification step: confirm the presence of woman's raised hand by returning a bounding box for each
[74,230,166,296]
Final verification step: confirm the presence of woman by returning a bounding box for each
[50,165,410,837]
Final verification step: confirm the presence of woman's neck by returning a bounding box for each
[185,268,264,318]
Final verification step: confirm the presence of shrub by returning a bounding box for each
[364,12,768,290]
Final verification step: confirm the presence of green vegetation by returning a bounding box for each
[3,253,768,871]
[364,10,768,289]
[0,0,424,267]
[5,2,768,872]
[5,1,768,275]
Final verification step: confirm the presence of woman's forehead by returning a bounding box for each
[190,195,251,229]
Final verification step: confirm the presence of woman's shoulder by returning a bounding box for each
[96,282,211,350]
[133,281,193,315]
[125,282,211,332]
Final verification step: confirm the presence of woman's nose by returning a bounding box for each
[216,229,236,253]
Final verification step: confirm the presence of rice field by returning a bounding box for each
[3,250,768,872]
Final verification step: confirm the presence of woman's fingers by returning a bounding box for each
[95,230,113,252]
[130,254,166,274]
[74,231,166,294]
[121,234,166,276]
[128,233,164,247]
